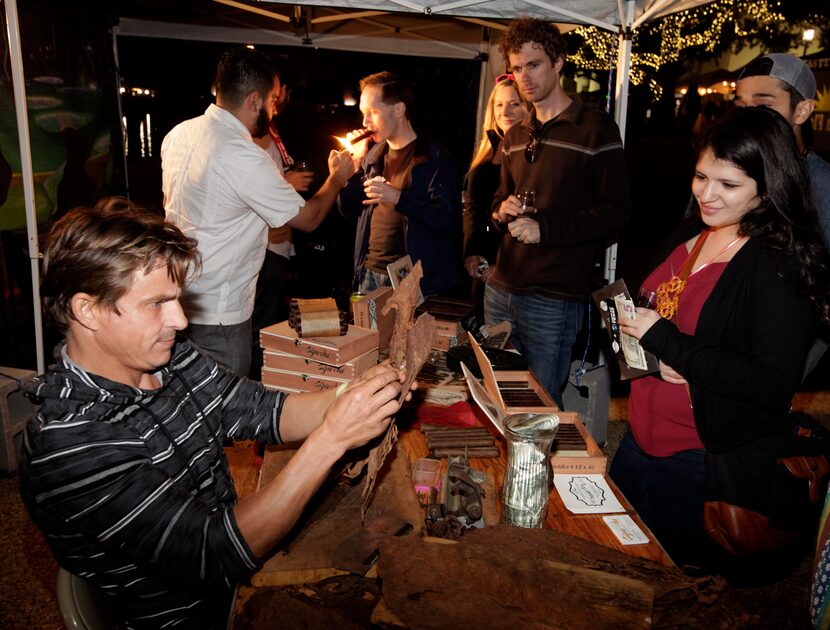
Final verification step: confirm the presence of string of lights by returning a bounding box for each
[566,0,790,100]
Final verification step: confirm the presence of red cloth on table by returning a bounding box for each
[412,400,483,429]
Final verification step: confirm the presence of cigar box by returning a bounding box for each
[548,412,607,475]
[432,318,464,336]
[260,321,378,366]
[352,286,395,352]
[416,296,474,319]
[461,337,606,475]
[261,367,348,394]
[416,296,472,336]
[468,335,557,414]
[262,348,378,380]
[432,329,468,351]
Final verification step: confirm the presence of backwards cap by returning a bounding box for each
[740,53,816,100]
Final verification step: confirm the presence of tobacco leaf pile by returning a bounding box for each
[377,526,752,629]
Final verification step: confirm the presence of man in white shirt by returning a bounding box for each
[162,48,353,375]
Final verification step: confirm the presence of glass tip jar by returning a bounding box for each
[500,413,559,528]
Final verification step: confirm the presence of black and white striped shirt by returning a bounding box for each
[20,341,286,628]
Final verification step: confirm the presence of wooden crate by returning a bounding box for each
[549,412,607,475]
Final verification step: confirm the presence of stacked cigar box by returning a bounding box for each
[462,337,606,475]
[415,296,471,351]
[259,321,379,393]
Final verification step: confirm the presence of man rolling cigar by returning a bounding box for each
[19,199,417,629]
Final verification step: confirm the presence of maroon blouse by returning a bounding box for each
[628,241,729,457]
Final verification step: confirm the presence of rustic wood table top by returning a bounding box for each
[227,418,673,577]
[397,425,674,567]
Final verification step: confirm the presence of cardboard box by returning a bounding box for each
[263,348,378,380]
[261,367,348,393]
[352,286,394,352]
[260,321,378,366]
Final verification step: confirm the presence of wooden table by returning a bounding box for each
[230,419,674,627]
[397,423,674,567]
[228,418,673,582]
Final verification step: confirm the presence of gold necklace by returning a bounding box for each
[655,230,744,320]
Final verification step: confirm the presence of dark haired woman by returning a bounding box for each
[610,106,830,566]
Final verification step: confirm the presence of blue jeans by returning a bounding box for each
[609,431,711,567]
[187,319,252,377]
[483,284,583,409]
[358,268,392,294]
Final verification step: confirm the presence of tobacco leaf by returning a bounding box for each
[399,312,436,403]
[378,527,751,629]
[360,422,398,522]
[361,261,436,519]
[382,260,424,369]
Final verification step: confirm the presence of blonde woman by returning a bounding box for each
[463,76,530,295]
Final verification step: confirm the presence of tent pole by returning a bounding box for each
[604,0,634,285]
[613,0,634,142]
[4,0,44,373]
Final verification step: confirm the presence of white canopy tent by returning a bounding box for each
[6,0,714,372]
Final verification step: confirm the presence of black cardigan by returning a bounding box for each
[640,230,816,455]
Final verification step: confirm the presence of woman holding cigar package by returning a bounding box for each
[611,106,830,568]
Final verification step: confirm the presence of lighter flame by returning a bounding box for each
[334,136,351,150]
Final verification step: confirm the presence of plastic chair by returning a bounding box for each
[56,568,115,630]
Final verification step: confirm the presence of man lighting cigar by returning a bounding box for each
[337,71,463,297]
[162,48,354,376]
[19,199,415,629]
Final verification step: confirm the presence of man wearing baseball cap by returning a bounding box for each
[736,53,830,250]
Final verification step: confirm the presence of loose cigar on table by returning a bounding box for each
[425,431,495,440]
[420,424,492,435]
[425,434,494,442]
[432,447,500,459]
[426,437,496,448]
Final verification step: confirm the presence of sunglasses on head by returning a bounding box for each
[525,129,540,164]
[495,73,514,83]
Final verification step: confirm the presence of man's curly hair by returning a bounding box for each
[499,17,568,67]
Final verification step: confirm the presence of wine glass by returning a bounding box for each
[517,189,536,216]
